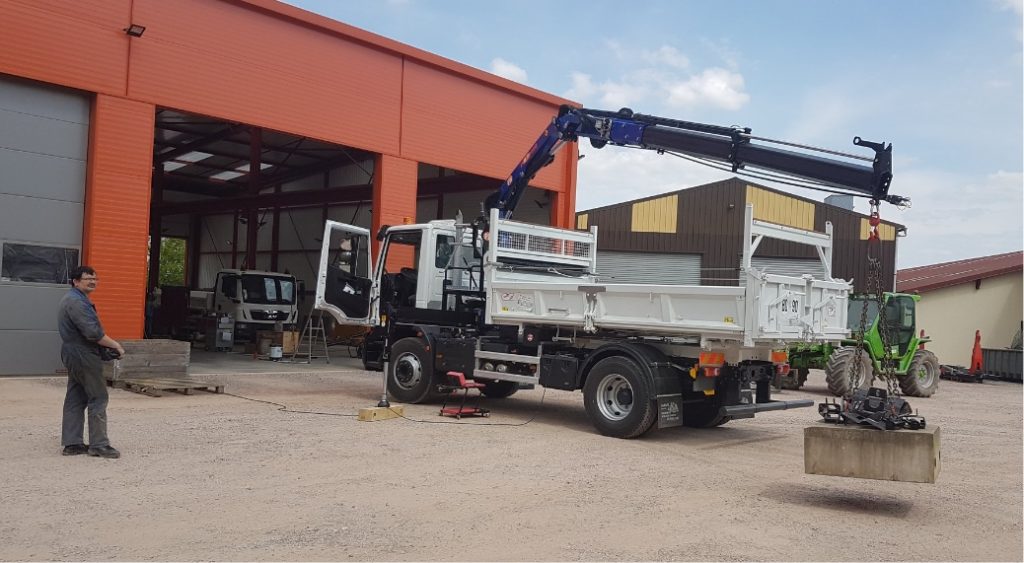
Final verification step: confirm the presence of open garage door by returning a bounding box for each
[0,76,90,375]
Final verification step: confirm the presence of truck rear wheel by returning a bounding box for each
[387,337,437,403]
[898,350,939,397]
[825,347,873,397]
[582,356,657,439]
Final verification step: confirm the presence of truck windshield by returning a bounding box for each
[847,297,880,331]
[241,275,296,305]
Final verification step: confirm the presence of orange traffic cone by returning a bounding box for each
[969,330,983,374]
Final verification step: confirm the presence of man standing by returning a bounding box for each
[58,266,125,459]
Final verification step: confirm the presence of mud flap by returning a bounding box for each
[657,395,683,429]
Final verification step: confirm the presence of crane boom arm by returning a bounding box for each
[489,105,902,219]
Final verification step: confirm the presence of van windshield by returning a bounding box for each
[241,275,296,305]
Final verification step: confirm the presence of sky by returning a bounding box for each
[285,0,1023,268]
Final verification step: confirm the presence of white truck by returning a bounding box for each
[313,105,907,438]
[190,269,299,341]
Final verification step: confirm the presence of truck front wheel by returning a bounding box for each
[480,380,519,399]
[898,350,940,397]
[387,337,436,403]
[582,356,657,439]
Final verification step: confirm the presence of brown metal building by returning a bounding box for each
[575,177,904,292]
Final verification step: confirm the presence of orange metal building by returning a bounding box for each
[0,0,577,372]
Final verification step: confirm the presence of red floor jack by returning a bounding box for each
[439,371,490,419]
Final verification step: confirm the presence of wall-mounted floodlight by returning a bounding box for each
[124,24,146,37]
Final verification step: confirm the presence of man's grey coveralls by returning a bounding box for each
[58,287,110,448]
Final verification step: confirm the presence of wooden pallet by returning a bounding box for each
[108,376,224,397]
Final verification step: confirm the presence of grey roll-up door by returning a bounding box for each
[741,257,829,286]
[0,76,90,375]
[595,251,701,285]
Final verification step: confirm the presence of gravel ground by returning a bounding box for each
[0,362,1020,562]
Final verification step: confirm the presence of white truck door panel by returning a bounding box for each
[315,221,375,326]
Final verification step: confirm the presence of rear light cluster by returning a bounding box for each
[699,352,725,377]
[771,350,790,375]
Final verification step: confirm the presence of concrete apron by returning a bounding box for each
[188,348,368,376]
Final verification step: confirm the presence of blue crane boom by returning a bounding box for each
[487,105,902,220]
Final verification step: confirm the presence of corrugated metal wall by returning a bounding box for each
[579,178,901,291]
[0,0,580,341]
[83,95,155,339]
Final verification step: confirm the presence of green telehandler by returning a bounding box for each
[783,292,940,398]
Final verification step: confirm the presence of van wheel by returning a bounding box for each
[387,337,435,403]
[583,356,657,438]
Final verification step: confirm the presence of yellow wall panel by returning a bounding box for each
[577,214,588,230]
[745,186,815,230]
[630,195,678,233]
[860,219,896,241]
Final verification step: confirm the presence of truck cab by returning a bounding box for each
[202,269,299,340]
[315,219,480,328]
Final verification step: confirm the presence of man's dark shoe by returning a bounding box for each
[87,445,120,459]
[62,444,89,456]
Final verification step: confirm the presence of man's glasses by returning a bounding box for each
[79,277,99,282]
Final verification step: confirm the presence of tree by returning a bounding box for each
[158,238,186,286]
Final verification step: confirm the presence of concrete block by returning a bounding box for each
[804,423,941,483]
[357,405,405,422]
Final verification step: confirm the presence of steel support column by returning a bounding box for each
[245,126,262,269]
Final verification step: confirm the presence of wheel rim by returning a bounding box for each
[393,352,422,391]
[595,372,633,421]
[916,361,936,388]
[850,354,870,389]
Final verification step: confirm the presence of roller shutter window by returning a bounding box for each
[595,251,701,285]
[0,76,89,375]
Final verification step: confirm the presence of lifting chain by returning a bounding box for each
[865,201,902,406]
[823,200,924,429]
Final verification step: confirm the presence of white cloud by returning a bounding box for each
[782,87,874,145]
[995,0,1023,14]
[564,72,647,109]
[666,68,750,110]
[563,41,749,111]
[490,58,528,83]
[887,169,1023,267]
[641,45,690,69]
[575,145,732,211]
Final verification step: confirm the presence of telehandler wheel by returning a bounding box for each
[480,380,519,399]
[779,367,809,390]
[825,347,874,397]
[582,356,658,439]
[387,337,437,403]
[898,350,940,397]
